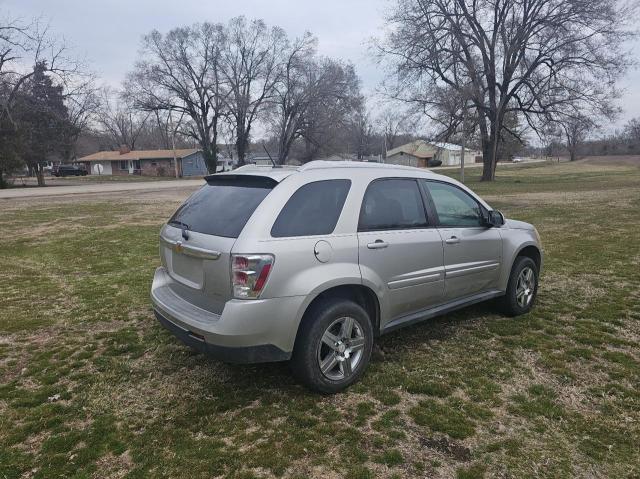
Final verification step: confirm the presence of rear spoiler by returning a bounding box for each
[204,174,278,188]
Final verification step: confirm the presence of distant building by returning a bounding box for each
[77,147,208,177]
[316,154,382,163]
[247,155,276,166]
[386,140,482,167]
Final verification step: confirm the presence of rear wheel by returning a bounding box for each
[497,256,539,316]
[291,298,373,394]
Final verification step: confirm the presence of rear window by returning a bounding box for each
[271,180,351,237]
[169,176,275,238]
[359,178,428,231]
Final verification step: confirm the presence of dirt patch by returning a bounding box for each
[420,436,472,461]
[92,450,134,479]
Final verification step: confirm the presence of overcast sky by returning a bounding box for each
[3,0,639,133]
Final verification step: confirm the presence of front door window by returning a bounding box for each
[424,181,485,227]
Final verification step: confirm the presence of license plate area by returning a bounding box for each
[170,251,204,289]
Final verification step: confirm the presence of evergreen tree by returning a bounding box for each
[13,61,70,186]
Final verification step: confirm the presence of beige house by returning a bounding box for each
[386,140,482,167]
[77,148,207,177]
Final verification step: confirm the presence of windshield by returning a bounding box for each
[169,176,276,238]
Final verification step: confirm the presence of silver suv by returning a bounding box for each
[151,161,542,393]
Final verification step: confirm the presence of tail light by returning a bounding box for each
[231,254,274,299]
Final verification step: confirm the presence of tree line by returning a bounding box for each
[538,116,640,159]
[1,0,637,186]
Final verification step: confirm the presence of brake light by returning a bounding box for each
[231,254,274,299]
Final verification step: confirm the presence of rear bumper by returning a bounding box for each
[150,267,305,363]
[154,310,289,363]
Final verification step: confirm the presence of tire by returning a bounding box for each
[496,256,539,316]
[291,298,373,394]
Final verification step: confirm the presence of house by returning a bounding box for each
[247,155,276,166]
[77,147,208,177]
[386,140,483,167]
[316,154,382,163]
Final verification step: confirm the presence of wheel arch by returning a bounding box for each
[498,240,543,292]
[515,244,542,272]
[293,283,381,346]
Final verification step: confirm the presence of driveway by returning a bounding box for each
[0,179,205,200]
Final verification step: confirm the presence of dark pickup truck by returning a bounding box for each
[52,165,88,177]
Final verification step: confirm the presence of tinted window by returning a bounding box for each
[359,179,428,231]
[424,181,485,227]
[271,180,351,237]
[169,176,275,238]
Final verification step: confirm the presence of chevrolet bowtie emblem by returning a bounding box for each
[174,240,184,254]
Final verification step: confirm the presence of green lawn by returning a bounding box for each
[1,160,639,478]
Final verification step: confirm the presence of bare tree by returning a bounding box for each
[1,16,82,125]
[268,32,316,164]
[0,14,87,186]
[96,87,149,150]
[127,22,227,172]
[376,107,417,154]
[624,117,640,143]
[560,114,596,162]
[61,78,99,161]
[378,0,635,180]
[352,105,375,159]
[221,17,287,166]
[269,34,365,164]
[298,61,362,162]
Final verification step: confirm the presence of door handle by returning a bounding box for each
[367,240,389,249]
[445,236,460,245]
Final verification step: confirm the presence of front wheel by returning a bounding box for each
[291,299,373,394]
[497,256,539,316]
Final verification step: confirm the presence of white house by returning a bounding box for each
[386,140,482,167]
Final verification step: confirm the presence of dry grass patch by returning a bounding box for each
[1,161,639,478]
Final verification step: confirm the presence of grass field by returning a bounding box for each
[1,160,639,478]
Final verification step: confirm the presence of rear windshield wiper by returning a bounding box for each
[168,220,190,230]
[168,220,191,240]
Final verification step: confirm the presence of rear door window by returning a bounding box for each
[271,180,351,237]
[359,178,428,231]
[169,176,275,238]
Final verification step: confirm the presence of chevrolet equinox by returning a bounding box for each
[151,161,542,393]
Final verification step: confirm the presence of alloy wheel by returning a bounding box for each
[316,316,366,380]
[516,266,535,308]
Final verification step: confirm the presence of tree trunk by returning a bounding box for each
[202,148,218,174]
[277,136,288,165]
[481,136,496,181]
[481,117,503,181]
[36,164,45,187]
[236,136,248,167]
[303,138,312,163]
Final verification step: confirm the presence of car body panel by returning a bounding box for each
[151,161,543,363]
[358,228,445,323]
[438,226,502,300]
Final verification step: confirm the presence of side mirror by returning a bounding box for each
[487,210,505,227]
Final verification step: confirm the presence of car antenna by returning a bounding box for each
[262,143,278,168]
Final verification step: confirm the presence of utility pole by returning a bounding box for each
[169,110,179,178]
[460,101,468,184]
[382,136,387,163]
[460,120,465,184]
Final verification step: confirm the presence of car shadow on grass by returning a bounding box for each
[175,300,502,397]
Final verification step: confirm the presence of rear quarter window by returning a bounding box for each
[271,179,351,237]
[169,176,275,238]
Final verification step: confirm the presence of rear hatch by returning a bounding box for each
[159,175,277,315]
